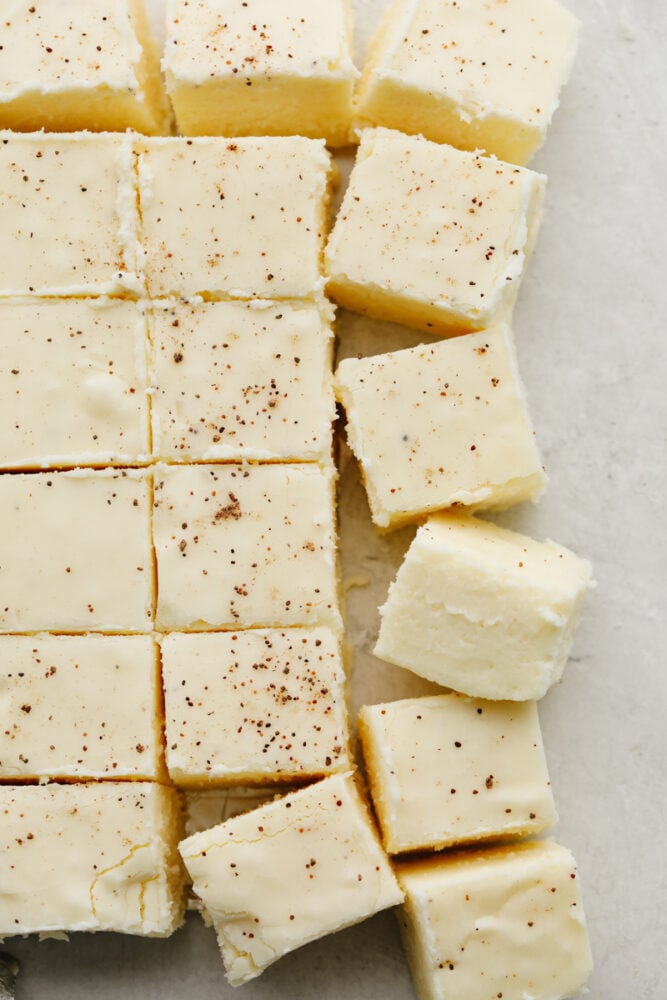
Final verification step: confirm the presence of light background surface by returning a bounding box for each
[7,0,667,996]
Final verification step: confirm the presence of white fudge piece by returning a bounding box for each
[0,469,153,633]
[0,298,149,469]
[0,131,141,297]
[179,772,403,985]
[0,782,185,937]
[137,136,333,299]
[0,634,163,781]
[153,463,340,631]
[396,840,593,1000]
[376,512,593,700]
[358,694,556,854]
[325,128,545,335]
[336,325,544,528]
[163,0,358,145]
[150,298,335,463]
[356,0,580,165]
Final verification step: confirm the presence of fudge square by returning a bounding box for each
[396,840,593,1000]
[136,136,333,299]
[376,512,593,701]
[0,782,186,937]
[153,463,340,631]
[355,0,581,165]
[163,0,358,145]
[335,325,544,529]
[0,634,163,782]
[149,298,335,463]
[325,128,545,336]
[358,694,556,855]
[179,772,403,985]
[0,469,153,633]
[0,298,149,470]
[0,0,171,134]
[0,131,140,297]
[161,627,349,786]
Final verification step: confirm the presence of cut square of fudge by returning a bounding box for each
[149,298,335,463]
[325,128,545,336]
[162,627,349,786]
[335,325,544,529]
[163,0,358,145]
[0,634,163,781]
[376,512,593,700]
[355,0,580,165]
[179,772,403,985]
[358,694,556,855]
[0,131,141,297]
[153,463,340,631]
[0,298,149,470]
[0,782,186,937]
[0,0,171,134]
[0,469,153,632]
[137,136,333,299]
[396,840,593,1000]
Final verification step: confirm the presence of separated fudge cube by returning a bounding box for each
[162,627,349,786]
[0,782,186,937]
[0,469,153,632]
[376,512,593,700]
[153,463,340,631]
[0,132,141,297]
[358,694,556,855]
[336,325,544,529]
[163,0,358,145]
[0,634,163,781]
[0,0,171,134]
[136,136,333,299]
[396,840,593,1000]
[149,298,335,463]
[325,128,545,336]
[0,298,149,469]
[179,772,403,985]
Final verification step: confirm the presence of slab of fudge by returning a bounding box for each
[0,634,163,781]
[163,0,358,145]
[0,0,171,134]
[396,840,593,1000]
[149,298,335,463]
[179,772,403,985]
[335,325,544,528]
[325,128,545,336]
[0,782,185,937]
[0,469,153,633]
[355,0,580,165]
[376,512,593,700]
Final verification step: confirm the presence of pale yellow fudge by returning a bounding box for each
[150,298,335,463]
[0,0,171,134]
[162,628,349,786]
[376,512,593,700]
[0,469,153,633]
[0,782,186,937]
[136,136,333,299]
[358,694,556,855]
[153,463,340,631]
[0,634,163,781]
[163,0,358,145]
[336,326,544,529]
[325,128,545,335]
[0,131,141,297]
[0,298,149,469]
[355,0,580,165]
[179,772,403,985]
[396,840,593,1000]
